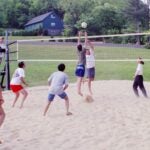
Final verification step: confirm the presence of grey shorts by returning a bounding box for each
[86,67,95,79]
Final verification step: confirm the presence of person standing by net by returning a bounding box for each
[75,31,86,96]
[0,87,5,144]
[133,57,148,98]
[10,61,28,108]
[84,32,95,95]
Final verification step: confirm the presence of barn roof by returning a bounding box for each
[25,12,53,26]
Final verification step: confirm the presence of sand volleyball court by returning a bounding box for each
[1,80,150,150]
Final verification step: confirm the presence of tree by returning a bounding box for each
[59,0,126,35]
[124,0,149,44]
[59,0,95,34]
[87,4,125,35]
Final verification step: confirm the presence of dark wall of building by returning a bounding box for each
[43,12,64,36]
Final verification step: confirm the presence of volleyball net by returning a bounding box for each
[7,32,150,86]
[13,32,150,62]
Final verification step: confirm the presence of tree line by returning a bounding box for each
[0,0,149,35]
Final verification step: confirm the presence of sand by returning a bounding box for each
[1,80,150,150]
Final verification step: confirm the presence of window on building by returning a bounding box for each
[51,23,56,27]
[51,14,56,19]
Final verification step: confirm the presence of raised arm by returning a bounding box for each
[77,31,82,45]
[87,39,94,50]
[84,31,88,48]
[84,32,94,50]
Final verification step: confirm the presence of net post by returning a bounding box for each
[5,30,10,90]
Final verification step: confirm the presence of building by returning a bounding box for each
[24,11,64,36]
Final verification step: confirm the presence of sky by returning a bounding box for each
[141,0,146,3]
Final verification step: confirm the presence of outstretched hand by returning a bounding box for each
[78,31,82,36]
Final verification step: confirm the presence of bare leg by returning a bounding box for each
[0,106,5,144]
[0,107,5,127]
[64,96,72,116]
[77,77,83,96]
[87,78,93,95]
[43,101,52,116]
[20,89,28,109]
[12,92,20,107]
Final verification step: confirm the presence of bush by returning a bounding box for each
[63,28,72,36]
[0,28,5,36]
[144,43,150,49]
[12,30,39,36]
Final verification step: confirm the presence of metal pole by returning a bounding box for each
[5,30,10,90]
[147,0,150,43]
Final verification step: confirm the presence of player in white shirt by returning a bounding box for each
[133,57,148,98]
[43,63,72,116]
[10,61,28,108]
[85,32,95,95]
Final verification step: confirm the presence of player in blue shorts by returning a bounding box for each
[75,31,86,96]
[43,63,72,116]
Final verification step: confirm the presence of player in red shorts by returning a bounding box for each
[10,61,28,108]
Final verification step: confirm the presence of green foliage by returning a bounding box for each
[144,43,150,49]
[0,0,149,36]
[12,29,42,36]
[88,5,125,35]
[63,28,73,36]
[124,0,149,32]
[0,28,5,36]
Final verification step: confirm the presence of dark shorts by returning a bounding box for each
[48,92,67,101]
[86,67,95,79]
[75,64,85,77]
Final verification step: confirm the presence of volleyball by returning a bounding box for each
[81,22,87,28]
[84,94,94,103]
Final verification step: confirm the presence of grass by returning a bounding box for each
[10,42,150,60]
[7,61,150,87]
[3,41,150,87]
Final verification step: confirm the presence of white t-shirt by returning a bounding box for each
[10,68,25,85]
[135,64,143,75]
[48,71,69,95]
[86,49,95,68]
